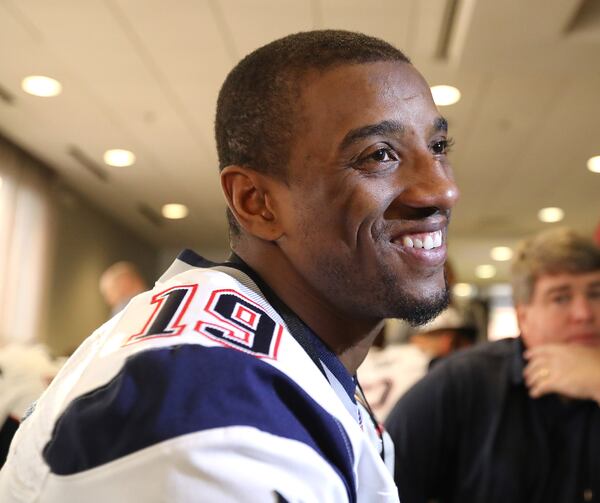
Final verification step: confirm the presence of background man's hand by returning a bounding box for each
[524,344,600,404]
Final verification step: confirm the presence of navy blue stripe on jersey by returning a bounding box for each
[177,248,213,268]
[43,344,356,501]
[310,330,357,402]
[0,415,19,466]
[275,491,291,502]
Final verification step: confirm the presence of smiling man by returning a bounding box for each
[386,227,600,503]
[0,31,457,502]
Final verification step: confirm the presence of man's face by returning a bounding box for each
[518,271,600,348]
[273,61,458,323]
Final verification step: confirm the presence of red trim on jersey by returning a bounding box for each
[125,284,198,345]
[195,289,283,360]
[233,304,259,330]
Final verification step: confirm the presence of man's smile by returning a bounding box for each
[398,230,443,249]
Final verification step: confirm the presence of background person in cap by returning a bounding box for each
[358,307,476,421]
[411,305,477,368]
[385,227,600,503]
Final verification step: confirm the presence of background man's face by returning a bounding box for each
[518,270,600,348]
[272,61,458,323]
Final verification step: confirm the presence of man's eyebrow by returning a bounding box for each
[339,120,405,151]
[542,285,571,297]
[433,116,448,133]
[339,116,449,152]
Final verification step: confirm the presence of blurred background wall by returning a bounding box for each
[0,135,159,355]
[46,179,158,355]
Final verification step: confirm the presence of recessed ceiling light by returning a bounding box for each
[587,155,600,173]
[430,85,461,106]
[453,283,476,297]
[538,207,564,223]
[103,149,136,167]
[162,203,188,219]
[475,264,496,279]
[21,75,62,97]
[490,246,513,261]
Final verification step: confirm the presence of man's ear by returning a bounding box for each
[220,165,284,241]
[515,304,528,332]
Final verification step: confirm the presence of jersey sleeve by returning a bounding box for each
[40,344,356,502]
[39,426,347,503]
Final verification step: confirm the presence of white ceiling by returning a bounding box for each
[0,0,599,284]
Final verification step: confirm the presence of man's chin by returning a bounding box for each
[392,288,450,326]
[566,335,600,347]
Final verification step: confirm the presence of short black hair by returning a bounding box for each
[215,30,410,236]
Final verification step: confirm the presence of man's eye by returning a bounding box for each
[550,295,570,305]
[369,148,397,162]
[431,140,447,155]
[431,137,454,155]
[588,289,600,300]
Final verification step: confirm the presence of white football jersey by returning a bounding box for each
[0,251,398,502]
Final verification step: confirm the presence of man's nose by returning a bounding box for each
[570,294,595,323]
[392,151,459,215]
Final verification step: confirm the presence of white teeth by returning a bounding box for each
[423,235,434,250]
[400,230,443,249]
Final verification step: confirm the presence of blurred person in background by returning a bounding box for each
[386,227,600,503]
[0,344,63,466]
[99,261,148,316]
[358,307,476,421]
[411,308,476,368]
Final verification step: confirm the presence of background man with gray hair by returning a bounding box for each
[386,227,600,503]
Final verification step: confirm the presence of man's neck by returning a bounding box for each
[234,242,383,375]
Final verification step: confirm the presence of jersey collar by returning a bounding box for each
[169,249,357,404]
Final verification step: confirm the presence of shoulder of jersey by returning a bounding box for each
[40,265,355,498]
[116,266,286,359]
